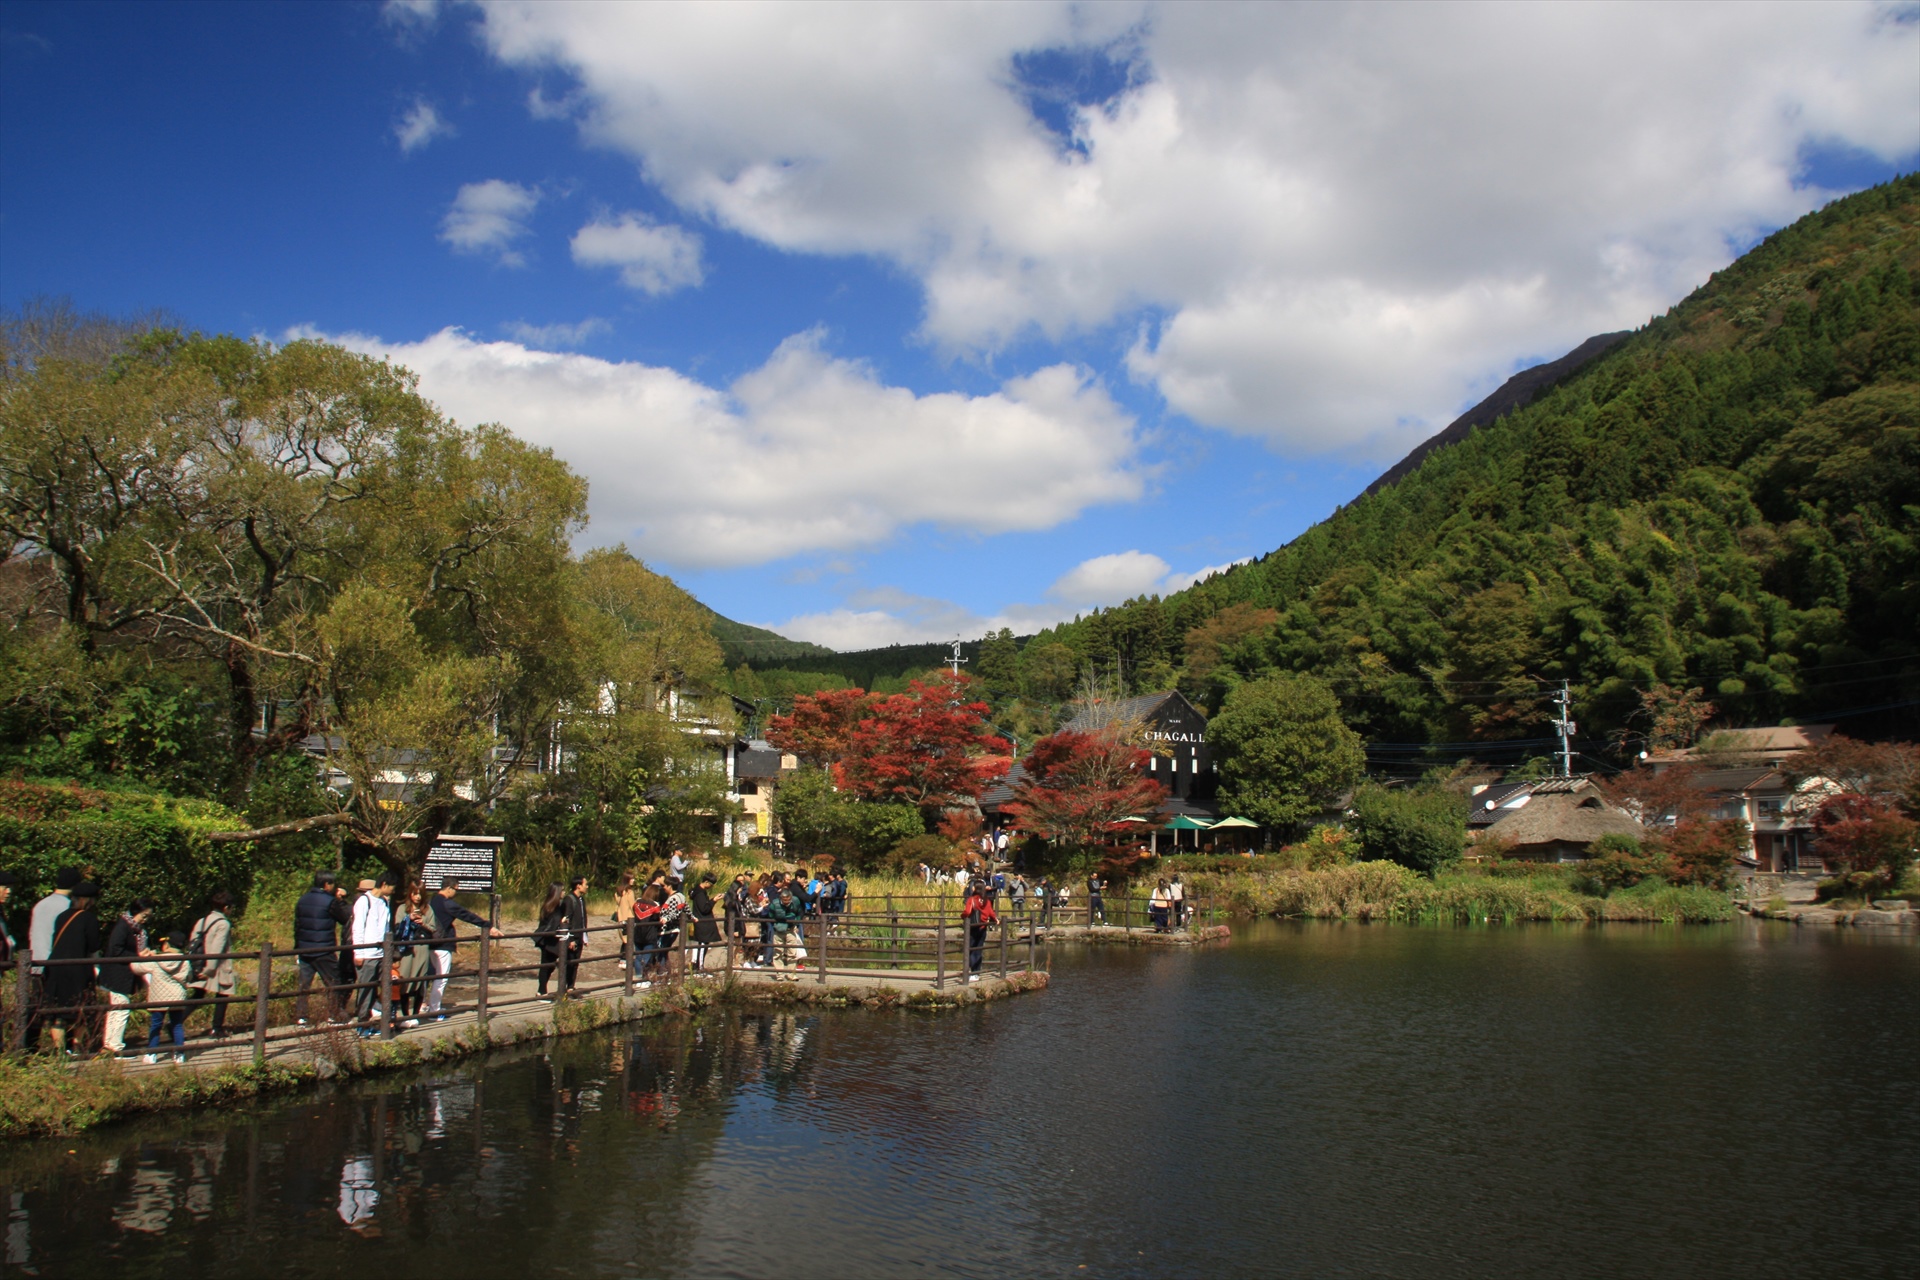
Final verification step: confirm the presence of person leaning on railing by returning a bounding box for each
[426,877,502,1019]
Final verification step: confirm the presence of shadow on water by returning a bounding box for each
[3,919,1917,1278]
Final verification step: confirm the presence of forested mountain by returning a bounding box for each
[991,174,1920,769]
[702,607,834,667]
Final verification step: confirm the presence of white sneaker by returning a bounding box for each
[172,1052,186,1065]
[401,1018,419,1029]
[968,974,980,983]
[143,1053,158,1065]
[638,981,651,989]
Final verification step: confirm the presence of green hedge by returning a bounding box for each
[0,780,251,921]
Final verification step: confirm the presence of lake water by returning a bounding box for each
[4,919,1917,1278]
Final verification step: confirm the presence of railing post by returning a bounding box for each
[887,894,897,969]
[252,942,272,1065]
[998,912,1008,980]
[725,907,735,980]
[1027,905,1036,974]
[817,909,827,985]
[623,927,635,996]
[935,913,946,990]
[12,959,29,1053]
[380,930,396,1040]
[475,928,490,1026]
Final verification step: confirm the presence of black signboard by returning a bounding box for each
[419,835,503,892]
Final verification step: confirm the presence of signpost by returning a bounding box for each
[419,834,503,892]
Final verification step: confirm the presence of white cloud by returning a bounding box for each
[470,1,1920,456]
[300,326,1144,570]
[395,98,455,153]
[1047,550,1171,607]
[570,213,704,295]
[440,179,541,266]
[382,0,439,32]
[768,552,1254,649]
[501,317,610,347]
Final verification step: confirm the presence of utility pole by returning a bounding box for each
[1550,681,1577,777]
[947,639,967,678]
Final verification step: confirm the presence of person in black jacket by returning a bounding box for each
[425,877,501,1018]
[293,871,351,1025]
[45,881,103,1056]
[688,873,720,970]
[98,896,154,1057]
[563,876,589,994]
[0,869,18,966]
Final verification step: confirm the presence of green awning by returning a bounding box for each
[1163,814,1211,830]
[1208,816,1259,829]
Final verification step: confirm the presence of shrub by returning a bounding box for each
[1283,824,1354,869]
[0,781,251,919]
[1574,835,1665,896]
[1348,785,1466,876]
[1657,817,1747,889]
[885,833,958,877]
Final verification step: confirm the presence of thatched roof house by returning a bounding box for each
[1469,777,1643,862]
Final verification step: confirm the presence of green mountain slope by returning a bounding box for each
[1020,173,1920,763]
[701,607,835,667]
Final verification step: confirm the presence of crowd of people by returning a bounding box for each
[0,850,1199,1058]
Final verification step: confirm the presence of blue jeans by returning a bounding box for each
[147,1009,186,1049]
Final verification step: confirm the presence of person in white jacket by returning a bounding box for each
[349,877,395,1035]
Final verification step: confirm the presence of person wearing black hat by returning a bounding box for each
[46,880,102,1055]
[0,870,18,965]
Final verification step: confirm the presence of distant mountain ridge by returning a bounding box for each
[701,607,835,666]
[1363,330,1633,498]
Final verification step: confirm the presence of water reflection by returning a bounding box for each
[0,921,1915,1279]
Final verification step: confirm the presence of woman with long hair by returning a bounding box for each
[1149,878,1172,933]
[612,872,638,971]
[688,873,720,971]
[535,882,568,1001]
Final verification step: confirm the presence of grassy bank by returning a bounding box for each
[0,981,716,1140]
[1182,861,1736,924]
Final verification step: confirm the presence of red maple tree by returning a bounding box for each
[1811,793,1919,893]
[831,674,1009,815]
[1001,729,1167,847]
[766,687,876,764]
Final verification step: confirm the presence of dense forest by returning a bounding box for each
[756,174,1920,774]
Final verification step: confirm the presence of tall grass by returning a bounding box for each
[1183,861,1735,924]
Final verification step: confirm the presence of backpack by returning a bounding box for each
[185,912,218,984]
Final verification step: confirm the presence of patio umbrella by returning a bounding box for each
[1208,817,1258,829]
[1164,813,1210,850]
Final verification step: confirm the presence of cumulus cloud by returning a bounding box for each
[470,1,1919,456]
[382,0,439,32]
[500,317,610,347]
[769,552,1253,649]
[570,213,704,294]
[301,326,1144,570]
[440,179,541,266]
[395,98,455,153]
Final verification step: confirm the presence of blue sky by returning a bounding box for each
[3,1,1916,649]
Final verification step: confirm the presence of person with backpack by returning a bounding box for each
[97,897,154,1058]
[961,879,997,981]
[631,883,665,985]
[349,876,394,1034]
[1086,874,1105,925]
[134,930,193,1064]
[45,880,103,1055]
[1170,873,1187,929]
[293,871,351,1025]
[426,877,501,1018]
[187,889,238,1039]
[658,878,690,977]
[767,882,806,975]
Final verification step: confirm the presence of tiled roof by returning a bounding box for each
[1688,768,1786,793]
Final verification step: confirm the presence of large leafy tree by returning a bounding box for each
[1209,672,1365,832]
[1001,730,1166,846]
[832,674,1009,820]
[767,687,877,765]
[1349,784,1467,877]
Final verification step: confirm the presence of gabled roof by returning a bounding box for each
[736,740,786,779]
[1687,768,1787,794]
[977,761,1028,810]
